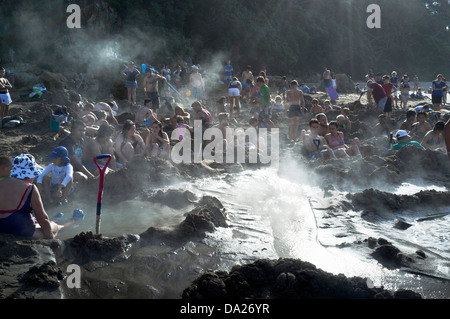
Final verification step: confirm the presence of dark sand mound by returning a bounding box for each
[181,258,421,299]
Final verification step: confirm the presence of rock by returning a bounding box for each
[41,70,68,91]
[182,257,421,299]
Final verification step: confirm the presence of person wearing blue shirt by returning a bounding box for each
[431,74,447,111]
[224,60,233,85]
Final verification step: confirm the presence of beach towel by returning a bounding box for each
[327,87,339,100]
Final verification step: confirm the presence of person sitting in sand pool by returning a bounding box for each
[339,107,352,132]
[399,109,417,133]
[59,120,95,181]
[0,155,12,179]
[409,111,432,141]
[421,121,446,153]
[93,102,119,125]
[146,120,170,159]
[301,118,336,160]
[37,146,73,205]
[0,154,64,239]
[325,121,361,158]
[336,114,349,134]
[309,98,324,115]
[214,96,227,119]
[192,100,213,131]
[115,120,146,165]
[392,130,424,151]
[272,95,284,113]
[94,110,109,127]
[82,114,99,137]
[135,99,158,127]
[171,115,193,143]
[375,114,391,139]
[316,113,330,137]
[81,123,119,175]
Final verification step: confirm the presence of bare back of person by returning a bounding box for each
[287,88,304,109]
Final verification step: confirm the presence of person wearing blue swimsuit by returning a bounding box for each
[0,154,63,239]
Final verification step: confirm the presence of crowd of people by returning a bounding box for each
[0,59,449,240]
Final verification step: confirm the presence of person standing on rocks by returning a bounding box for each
[121,61,140,105]
[286,80,305,145]
[143,68,166,114]
[431,74,447,111]
[322,67,331,91]
[189,66,204,101]
[0,67,13,118]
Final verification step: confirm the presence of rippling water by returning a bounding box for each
[53,165,450,299]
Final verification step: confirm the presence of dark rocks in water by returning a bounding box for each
[182,258,421,299]
[393,219,413,230]
[142,188,199,209]
[346,188,450,215]
[371,244,403,268]
[140,195,227,245]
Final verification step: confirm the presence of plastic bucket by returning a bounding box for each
[50,119,60,132]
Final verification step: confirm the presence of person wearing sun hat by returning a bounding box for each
[0,154,63,239]
[37,146,74,205]
[391,130,424,151]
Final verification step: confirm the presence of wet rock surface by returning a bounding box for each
[181,258,422,299]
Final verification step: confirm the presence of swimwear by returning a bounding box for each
[0,184,36,237]
[328,135,345,149]
[425,134,441,146]
[0,92,12,105]
[288,105,302,118]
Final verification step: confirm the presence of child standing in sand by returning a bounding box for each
[37,146,74,205]
[0,67,13,118]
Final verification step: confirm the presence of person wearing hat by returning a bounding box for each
[0,154,63,239]
[37,146,73,205]
[391,130,424,151]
